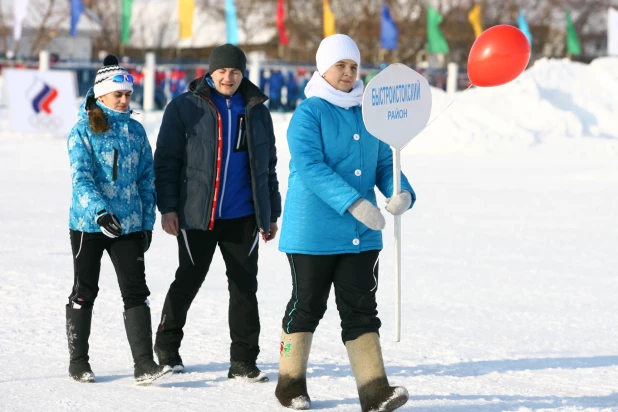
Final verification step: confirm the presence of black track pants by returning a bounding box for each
[281,251,382,343]
[155,216,261,362]
[68,230,150,310]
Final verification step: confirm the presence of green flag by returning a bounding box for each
[121,0,133,45]
[566,8,581,56]
[427,6,449,54]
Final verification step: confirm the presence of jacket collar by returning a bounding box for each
[189,75,268,107]
[78,87,131,124]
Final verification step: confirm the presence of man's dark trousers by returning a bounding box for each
[155,216,261,362]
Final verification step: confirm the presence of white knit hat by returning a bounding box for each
[315,34,361,76]
[93,55,133,98]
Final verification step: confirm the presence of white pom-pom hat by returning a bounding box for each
[93,55,133,98]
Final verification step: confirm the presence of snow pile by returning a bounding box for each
[410,57,618,156]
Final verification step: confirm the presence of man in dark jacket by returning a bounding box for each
[153,44,281,382]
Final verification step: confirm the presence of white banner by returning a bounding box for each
[13,0,29,41]
[362,63,432,149]
[609,7,618,56]
[4,69,78,135]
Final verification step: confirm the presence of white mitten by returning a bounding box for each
[385,191,412,216]
[348,199,386,230]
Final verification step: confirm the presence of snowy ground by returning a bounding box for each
[1,58,618,411]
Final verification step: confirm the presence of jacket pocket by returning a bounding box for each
[233,115,247,152]
[112,148,119,181]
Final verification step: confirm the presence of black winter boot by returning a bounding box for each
[346,333,409,412]
[275,330,312,409]
[154,344,184,373]
[123,305,173,385]
[228,360,269,383]
[66,305,95,383]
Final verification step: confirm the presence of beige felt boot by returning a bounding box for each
[275,330,313,410]
[346,333,409,412]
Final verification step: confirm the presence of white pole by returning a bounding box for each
[39,50,50,71]
[446,62,458,95]
[248,51,262,88]
[143,52,156,112]
[392,147,402,342]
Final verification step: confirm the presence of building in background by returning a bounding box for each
[0,1,100,61]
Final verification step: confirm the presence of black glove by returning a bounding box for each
[142,230,152,253]
[96,210,122,238]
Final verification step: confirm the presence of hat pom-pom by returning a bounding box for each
[103,55,119,66]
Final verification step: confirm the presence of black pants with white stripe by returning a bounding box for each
[281,251,382,343]
[155,216,261,362]
[68,230,150,310]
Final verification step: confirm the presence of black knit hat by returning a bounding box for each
[208,44,246,74]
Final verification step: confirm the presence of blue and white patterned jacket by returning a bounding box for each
[68,88,156,234]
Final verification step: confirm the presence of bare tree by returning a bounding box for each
[82,0,122,56]
[27,0,70,56]
[197,0,276,47]
[0,5,9,54]
[80,0,617,63]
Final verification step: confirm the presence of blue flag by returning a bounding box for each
[225,0,239,45]
[518,8,532,45]
[380,2,398,50]
[71,0,83,37]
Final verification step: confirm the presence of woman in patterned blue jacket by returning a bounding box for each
[275,36,414,412]
[65,55,171,385]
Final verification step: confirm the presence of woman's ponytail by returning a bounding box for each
[86,96,110,133]
[88,105,110,134]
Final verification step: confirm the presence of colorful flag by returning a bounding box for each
[178,0,194,39]
[13,0,29,42]
[566,8,581,56]
[427,6,449,54]
[225,0,239,45]
[518,9,532,45]
[607,7,618,56]
[277,0,289,46]
[121,0,133,45]
[380,2,398,50]
[467,4,483,39]
[323,0,336,37]
[70,0,83,37]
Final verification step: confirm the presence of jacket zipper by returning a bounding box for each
[236,116,245,150]
[203,98,223,231]
[218,98,233,218]
[112,149,118,181]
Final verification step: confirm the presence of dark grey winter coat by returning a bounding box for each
[154,75,281,233]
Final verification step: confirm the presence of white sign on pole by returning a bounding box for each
[361,63,432,342]
[4,69,78,135]
[362,63,432,149]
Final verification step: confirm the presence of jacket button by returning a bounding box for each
[353,134,360,140]
[354,169,362,176]
[352,238,360,245]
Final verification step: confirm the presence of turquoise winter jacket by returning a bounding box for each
[278,97,415,255]
[68,88,156,234]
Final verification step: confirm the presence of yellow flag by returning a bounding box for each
[178,0,194,39]
[323,0,336,37]
[468,4,483,38]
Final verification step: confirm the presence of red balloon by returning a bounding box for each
[467,25,531,87]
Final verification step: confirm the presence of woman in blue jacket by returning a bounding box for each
[275,35,414,412]
[66,55,171,385]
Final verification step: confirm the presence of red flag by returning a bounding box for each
[277,0,289,45]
